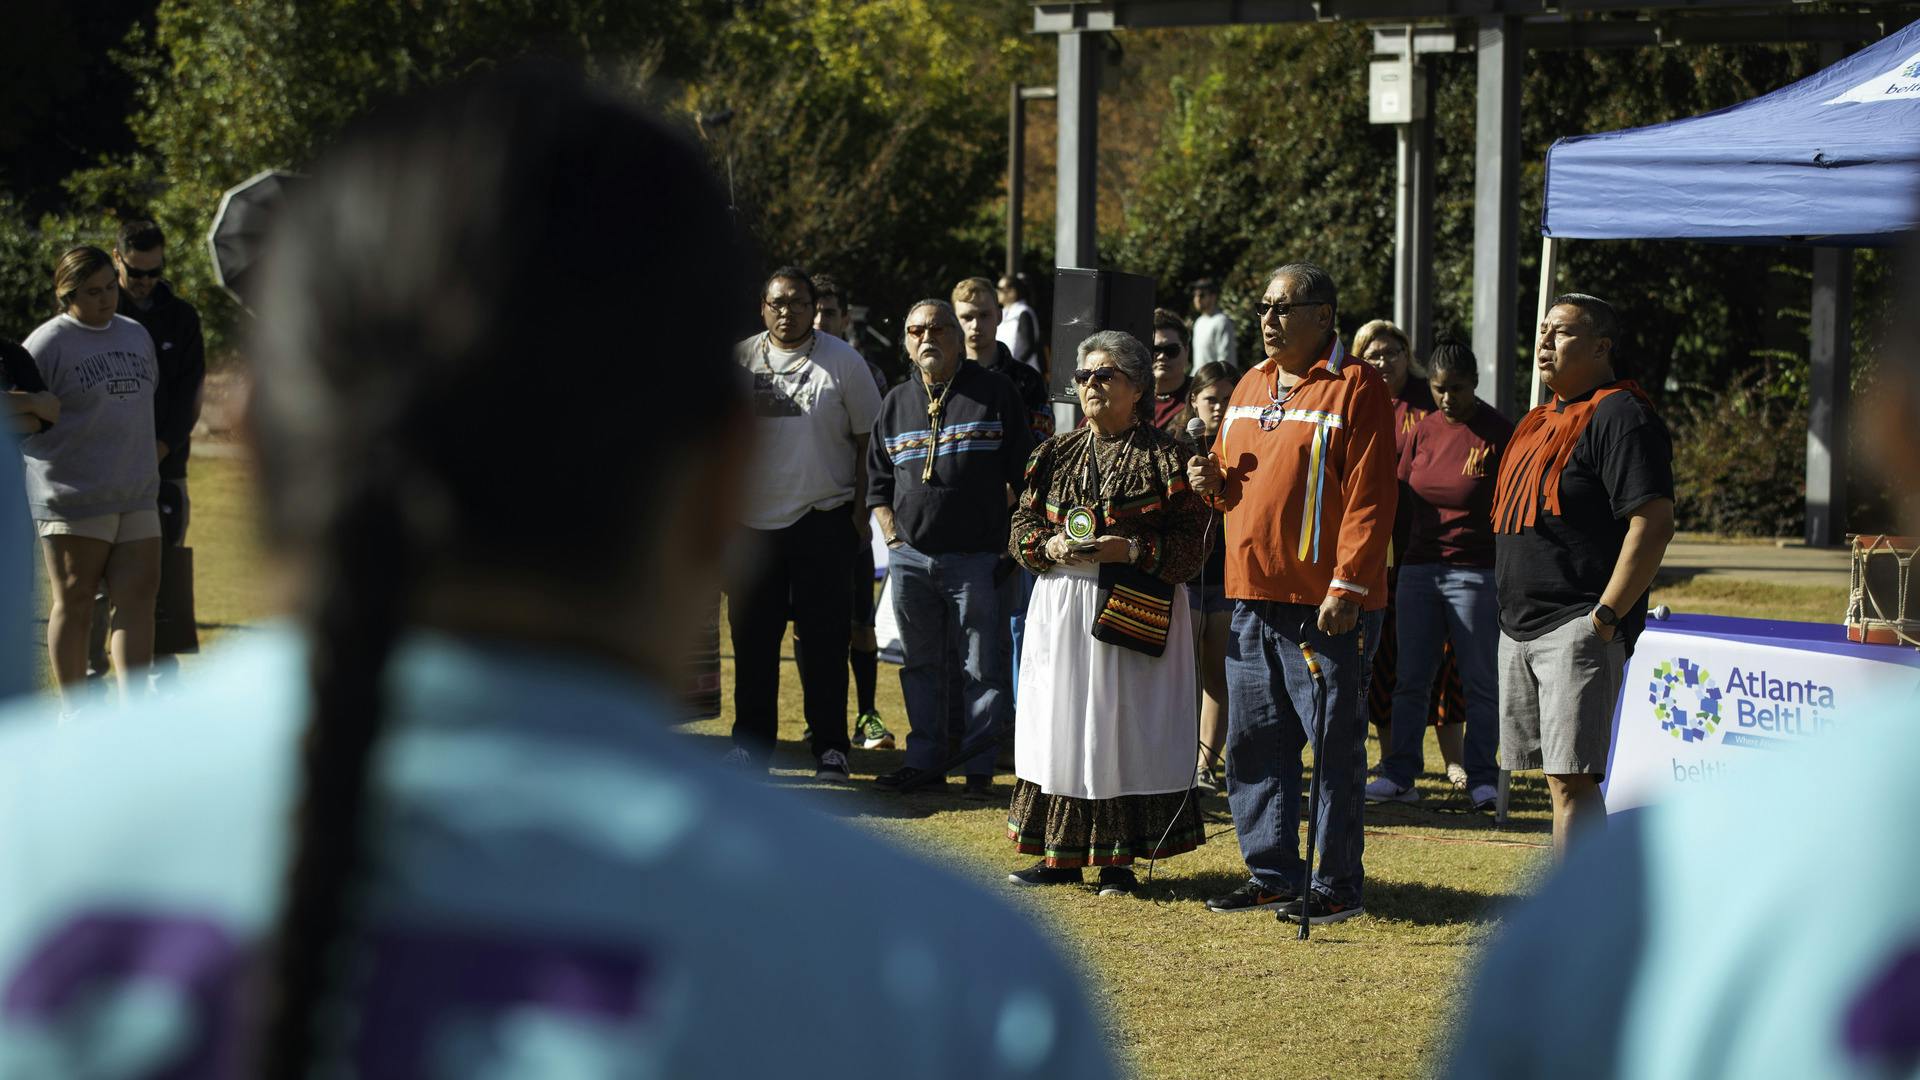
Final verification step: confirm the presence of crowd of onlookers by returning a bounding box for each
[5,221,206,718]
[724,258,1674,915]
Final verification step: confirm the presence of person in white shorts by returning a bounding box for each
[20,246,162,711]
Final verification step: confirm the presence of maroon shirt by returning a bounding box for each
[1398,402,1514,568]
[1389,379,1436,565]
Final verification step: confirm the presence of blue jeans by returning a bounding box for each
[890,543,1008,776]
[1225,600,1384,905]
[999,566,1033,703]
[1381,563,1501,789]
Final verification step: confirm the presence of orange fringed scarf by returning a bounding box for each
[1492,380,1651,534]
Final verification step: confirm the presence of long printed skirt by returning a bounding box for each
[1007,780,1205,868]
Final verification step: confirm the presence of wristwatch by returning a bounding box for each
[1592,604,1619,628]
[1125,536,1142,564]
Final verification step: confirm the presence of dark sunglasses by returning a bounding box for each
[1254,299,1327,320]
[122,264,164,280]
[1151,343,1182,359]
[1071,367,1124,386]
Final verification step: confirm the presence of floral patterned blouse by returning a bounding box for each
[1009,420,1212,584]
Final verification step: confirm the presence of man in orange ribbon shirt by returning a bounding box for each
[1188,263,1396,926]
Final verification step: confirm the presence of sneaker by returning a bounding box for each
[1277,892,1365,926]
[1194,764,1220,793]
[1008,861,1083,886]
[1446,763,1469,791]
[814,749,851,782]
[1364,776,1419,804]
[1097,867,1137,896]
[875,766,948,792]
[962,774,995,801]
[854,711,896,750]
[1469,782,1499,812]
[1205,879,1296,913]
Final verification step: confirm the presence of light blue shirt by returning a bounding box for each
[0,628,1115,1077]
[1448,697,1920,1079]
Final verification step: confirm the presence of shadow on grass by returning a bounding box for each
[672,728,1017,822]
[1132,867,1516,926]
[1363,798,1552,836]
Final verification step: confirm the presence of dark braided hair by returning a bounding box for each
[1427,336,1480,383]
[245,66,746,1074]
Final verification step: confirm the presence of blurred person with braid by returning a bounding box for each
[0,69,1115,1079]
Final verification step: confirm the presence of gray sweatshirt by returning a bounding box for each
[20,314,160,520]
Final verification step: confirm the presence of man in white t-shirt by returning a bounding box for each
[727,267,883,782]
[1190,277,1235,370]
[994,272,1043,376]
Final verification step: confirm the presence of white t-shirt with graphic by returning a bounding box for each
[736,330,882,531]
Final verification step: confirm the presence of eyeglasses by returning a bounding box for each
[904,323,951,338]
[763,296,814,312]
[1071,368,1124,386]
[1151,344,1182,359]
[122,264,164,280]
[1254,299,1327,320]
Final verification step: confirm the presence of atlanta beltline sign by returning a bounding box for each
[1603,614,1920,813]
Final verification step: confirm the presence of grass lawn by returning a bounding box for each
[98,455,1853,1078]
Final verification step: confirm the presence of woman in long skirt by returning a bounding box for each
[1005,330,1213,897]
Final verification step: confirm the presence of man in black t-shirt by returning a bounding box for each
[1491,293,1675,859]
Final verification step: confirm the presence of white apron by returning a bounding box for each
[1014,562,1196,800]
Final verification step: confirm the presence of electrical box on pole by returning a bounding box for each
[1369,57,1426,124]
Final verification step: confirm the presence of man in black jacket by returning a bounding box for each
[953,277,1052,705]
[869,299,1033,798]
[112,220,205,681]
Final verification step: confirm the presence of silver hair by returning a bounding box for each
[1076,330,1154,421]
[904,297,958,329]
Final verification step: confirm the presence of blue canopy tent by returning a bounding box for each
[1535,22,1920,544]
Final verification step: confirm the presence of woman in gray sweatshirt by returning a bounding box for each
[22,245,162,712]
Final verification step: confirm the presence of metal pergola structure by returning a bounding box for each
[1029,0,1920,544]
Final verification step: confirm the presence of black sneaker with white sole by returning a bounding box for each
[813,749,851,782]
[1205,878,1297,913]
[1096,867,1137,896]
[1008,861,1083,886]
[1277,892,1364,926]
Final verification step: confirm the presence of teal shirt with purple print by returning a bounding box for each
[1448,692,1920,1079]
[0,628,1116,1078]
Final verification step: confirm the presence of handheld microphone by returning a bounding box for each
[1185,416,1209,461]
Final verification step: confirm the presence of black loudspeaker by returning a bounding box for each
[1049,268,1158,403]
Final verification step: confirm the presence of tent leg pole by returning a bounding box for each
[1531,236,1557,409]
[1807,246,1851,548]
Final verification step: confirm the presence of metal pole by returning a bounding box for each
[1393,122,1415,333]
[1473,16,1523,417]
[1007,82,1025,277]
[1408,98,1436,361]
[1055,31,1100,270]
[1806,40,1851,549]
[1530,235,1558,409]
[1807,246,1852,547]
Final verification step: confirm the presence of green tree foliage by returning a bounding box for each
[1109,26,1396,338]
[688,0,1041,341]
[4,0,720,355]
